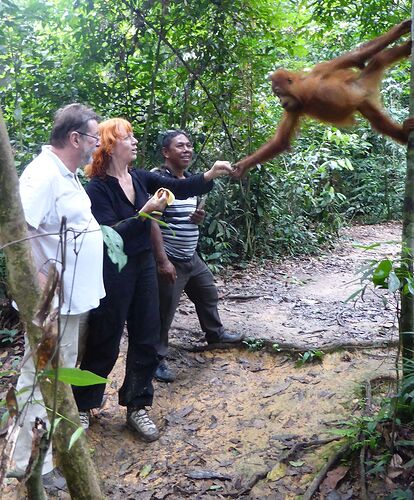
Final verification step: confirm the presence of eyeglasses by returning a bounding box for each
[76,131,100,142]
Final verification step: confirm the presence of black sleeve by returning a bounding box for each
[141,171,214,199]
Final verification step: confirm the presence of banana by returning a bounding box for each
[155,188,175,205]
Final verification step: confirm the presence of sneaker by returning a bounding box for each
[43,468,67,493]
[79,411,90,430]
[206,331,245,344]
[155,361,175,383]
[127,408,159,442]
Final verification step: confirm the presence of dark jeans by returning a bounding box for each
[157,252,224,357]
[74,250,160,410]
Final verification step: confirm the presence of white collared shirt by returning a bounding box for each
[19,146,105,314]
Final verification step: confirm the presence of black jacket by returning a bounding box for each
[85,168,213,256]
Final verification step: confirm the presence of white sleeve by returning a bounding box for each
[19,165,54,229]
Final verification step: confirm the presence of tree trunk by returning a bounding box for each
[399,9,414,418]
[0,110,105,499]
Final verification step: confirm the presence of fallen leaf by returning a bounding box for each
[390,453,403,468]
[217,459,234,467]
[289,460,304,467]
[263,381,291,398]
[5,386,18,418]
[319,465,349,494]
[208,484,223,491]
[267,463,287,481]
[119,461,134,476]
[209,415,218,429]
[139,464,152,479]
[165,406,193,424]
[250,418,266,429]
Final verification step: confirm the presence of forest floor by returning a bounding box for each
[1,222,410,499]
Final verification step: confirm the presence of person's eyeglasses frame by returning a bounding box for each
[75,131,100,143]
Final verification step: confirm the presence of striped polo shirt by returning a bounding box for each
[153,167,200,261]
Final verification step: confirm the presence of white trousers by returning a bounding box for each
[12,312,88,475]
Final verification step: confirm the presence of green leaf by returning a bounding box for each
[344,287,365,303]
[0,370,18,377]
[388,271,401,293]
[1,409,9,428]
[353,242,382,250]
[395,439,414,447]
[372,259,393,287]
[139,464,152,478]
[267,462,287,481]
[68,426,84,450]
[101,225,127,272]
[406,278,414,295]
[48,416,63,438]
[205,252,222,261]
[289,460,304,467]
[137,212,171,231]
[52,416,62,430]
[42,368,108,386]
[403,457,414,469]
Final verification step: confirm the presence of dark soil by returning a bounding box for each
[2,222,413,499]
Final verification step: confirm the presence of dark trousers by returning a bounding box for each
[157,252,224,357]
[74,250,160,410]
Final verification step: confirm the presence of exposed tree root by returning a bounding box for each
[279,437,342,464]
[171,337,398,354]
[302,442,351,500]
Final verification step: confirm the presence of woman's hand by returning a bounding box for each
[204,161,232,181]
[140,190,169,215]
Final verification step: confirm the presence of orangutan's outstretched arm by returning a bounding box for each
[231,112,300,179]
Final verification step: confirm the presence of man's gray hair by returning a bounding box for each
[50,103,100,148]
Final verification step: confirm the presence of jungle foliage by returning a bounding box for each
[0,0,411,267]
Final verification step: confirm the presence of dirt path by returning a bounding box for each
[2,223,403,498]
[90,222,401,499]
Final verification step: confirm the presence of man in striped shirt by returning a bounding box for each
[151,130,243,382]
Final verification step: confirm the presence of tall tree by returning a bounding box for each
[0,110,104,498]
[398,3,414,420]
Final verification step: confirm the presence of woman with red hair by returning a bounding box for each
[73,118,231,441]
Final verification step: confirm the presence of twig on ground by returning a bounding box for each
[220,294,261,301]
[359,378,374,500]
[337,310,345,327]
[232,437,342,497]
[302,442,351,500]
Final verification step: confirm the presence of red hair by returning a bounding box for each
[84,118,134,178]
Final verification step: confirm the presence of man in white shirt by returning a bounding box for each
[12,104,105,490]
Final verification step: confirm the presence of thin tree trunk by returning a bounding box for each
[0,110,105,498]
[399,8,414,417]
[138,1,166,167]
